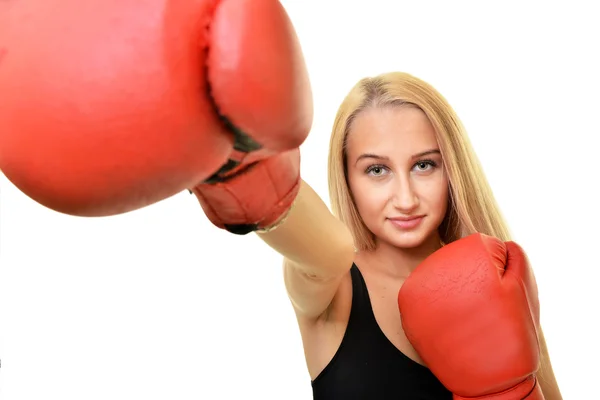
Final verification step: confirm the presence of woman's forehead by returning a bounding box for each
[346,107,438,157]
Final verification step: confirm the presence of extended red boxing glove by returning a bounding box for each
[192,149,302,234]
[0,0,312,219]
[397,233,544,399]
[190,0,312,234]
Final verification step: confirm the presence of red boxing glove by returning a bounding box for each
[0,0,312,220]
[397,233,544,399]
[190,0,312,234]
[192,149,302,234]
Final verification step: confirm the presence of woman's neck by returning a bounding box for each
[357,234,443,279]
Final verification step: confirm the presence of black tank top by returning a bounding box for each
[311,264,452,399]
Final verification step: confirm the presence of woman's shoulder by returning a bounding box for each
[293,265,355,380]
[295,264,355,327]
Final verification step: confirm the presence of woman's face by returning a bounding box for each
[346,105,449,250]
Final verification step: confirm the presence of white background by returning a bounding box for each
[1,1,599,399]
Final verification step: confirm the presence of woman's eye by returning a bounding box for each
[414,160,437,172]
[366,165,387,176]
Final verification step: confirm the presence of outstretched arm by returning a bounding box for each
[257,179,355,319]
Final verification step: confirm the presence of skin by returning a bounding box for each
[301,105,450,376]
[298,105,563,399]
[347,105,449,276]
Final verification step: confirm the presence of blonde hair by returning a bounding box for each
[327,72,512,251]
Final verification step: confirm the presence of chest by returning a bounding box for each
[362,273,426,366]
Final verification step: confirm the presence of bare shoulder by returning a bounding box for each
[283,255,353,319]
[287,264,354,380]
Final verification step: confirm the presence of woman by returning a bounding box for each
[256,72,563,399]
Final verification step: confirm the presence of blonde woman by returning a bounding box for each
[250,72,564,399]
[0,2,562,398]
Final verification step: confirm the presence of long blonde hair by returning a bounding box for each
[328,72,512,251]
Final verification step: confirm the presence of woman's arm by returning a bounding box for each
[537,327,563,399]
[256,179,355,319]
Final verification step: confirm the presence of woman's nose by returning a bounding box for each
[391,175,419,213]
